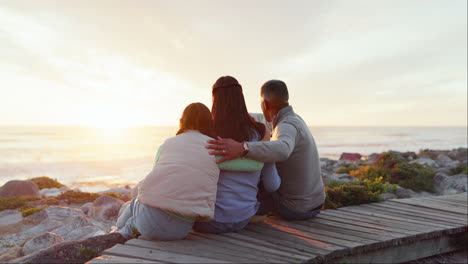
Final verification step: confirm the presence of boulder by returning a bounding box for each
[379,193,397,201]
[323,173,357,184]
[0,210,22,226]
[24,206,85,224]
[435,154,455,167]
[339,153,362,162]
[448,148,468,162]
[9,232,127,264]
[410,158,438,168]
[0,246,22,262]
[38,188,63,198]
[92,195,124,221]
[21,220,63,239]
[435,174,468,195]
[395,186,417,198]
[80,202,95,217]
[50,215,93,239]
[0,180,39,198]
[64,226,105,241]
[22,232,64,256]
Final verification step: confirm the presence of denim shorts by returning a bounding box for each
[117,198,194,240]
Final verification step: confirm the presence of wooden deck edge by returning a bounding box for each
[308,229,467,264]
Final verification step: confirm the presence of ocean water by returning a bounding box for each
[0,126,466,192]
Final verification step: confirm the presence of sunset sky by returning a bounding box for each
[1,0,467,127]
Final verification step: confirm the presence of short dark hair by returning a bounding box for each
[261,80,289,102]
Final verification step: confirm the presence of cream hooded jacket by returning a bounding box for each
[138,130,220,221]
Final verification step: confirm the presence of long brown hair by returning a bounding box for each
[212,76,265,142]
[176,103,214,138]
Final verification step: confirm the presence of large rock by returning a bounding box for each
[448,148,468,162]
[24,206,85,224]
[21,220,63,239]
[9,233,127,264]
[435,154,455,168]
[339,153,362,162]
[0,180,39,198]
[92,195,124,221]
[0,246,22,262]
[50,215,93,239]
[395,186,417,198]
[64,226,105,241]
[379,193,397,201]
[435,173,468,195]
[0,210,22,226]
[323,173,357,184]
[410,158,438,168]
[38,188,64,198]
[80,202,95,217]
[22,232,64,256]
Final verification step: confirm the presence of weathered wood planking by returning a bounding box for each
[89,194,467,264]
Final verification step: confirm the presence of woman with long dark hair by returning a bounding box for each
[193,76,280,233]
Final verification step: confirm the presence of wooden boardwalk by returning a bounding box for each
[89,193,467,263]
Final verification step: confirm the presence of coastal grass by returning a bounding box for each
[325,183,382,209]
[56,190,101,204]
[0,196,41,211]
[21,206,46,217]
[28,176,65,190]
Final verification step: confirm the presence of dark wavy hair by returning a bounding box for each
[176,103,214,138]
[212,76,265,142]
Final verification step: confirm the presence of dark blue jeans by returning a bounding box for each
[257,184,322,220]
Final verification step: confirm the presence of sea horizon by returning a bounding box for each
[1,125,466,192]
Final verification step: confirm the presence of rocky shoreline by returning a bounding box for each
[0,148,466,263]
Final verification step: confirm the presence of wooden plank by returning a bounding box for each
[327,233,464,263]
[368,202,467,224]
[304,216,405,239]
[104,244,229,263]
[86,255,162,264]
[420,197,468,207]
[235,228,330,256]
[389,199,468,215]
[264,217,379,244]
[192,232,310,262]
[253,221,364,248]
[436,196,468,204]
[289,219,395,242]
[245,224,346,251]
[315,213,417,235]
[125,237,261,263]
[190,233,294,263]
[327,209,442,232]
[221,231,317,258]
[342,205,459,229]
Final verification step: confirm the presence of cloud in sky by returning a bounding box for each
[0,0,466,126]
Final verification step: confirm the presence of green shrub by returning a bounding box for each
[335,164,359,174]
[28,176,65,190]
[56,190,100,204]
[374,151,406,169]
[390,162,435,192]
[450,163,468,175]
[0,196,41,211]
[21,206,46,217]
[349,165,391,182]
[325,185,382,209]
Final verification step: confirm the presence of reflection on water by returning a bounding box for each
[0,126,466,191]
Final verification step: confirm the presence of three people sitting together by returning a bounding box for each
[117,76,325,240]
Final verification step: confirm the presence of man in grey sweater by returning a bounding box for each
[207,80,325,220]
